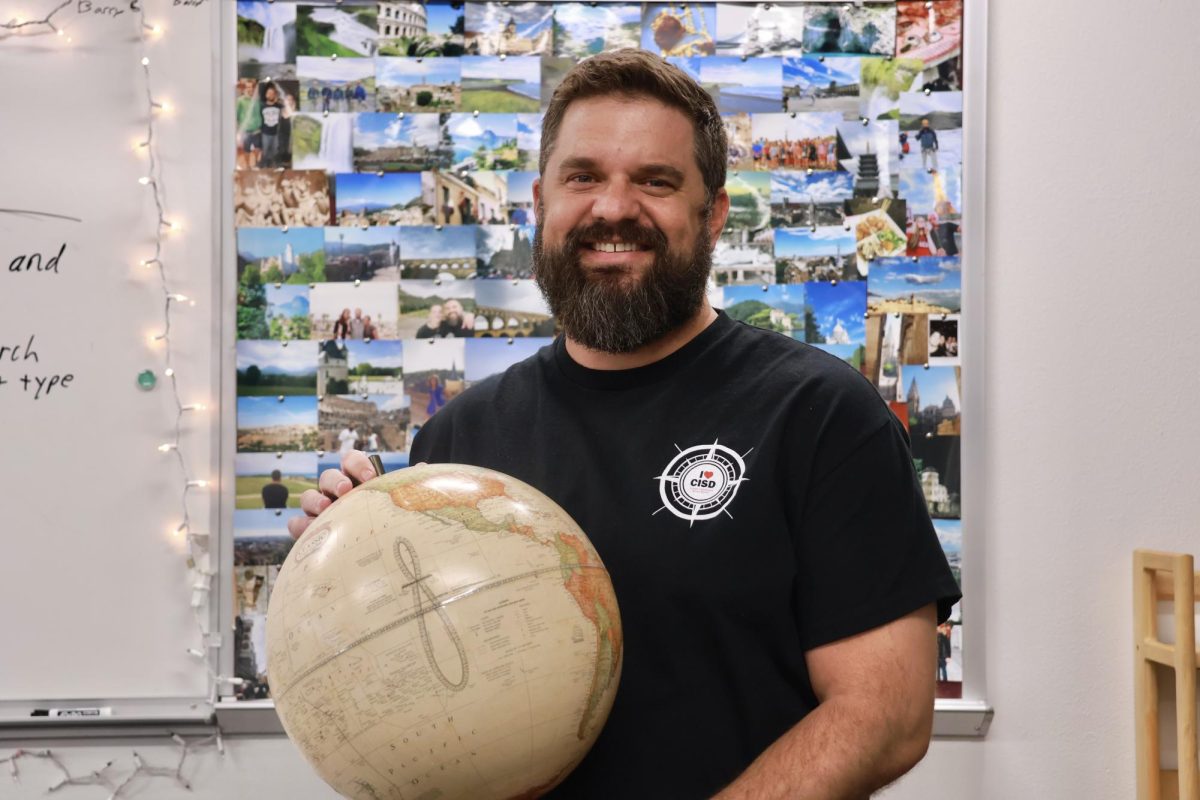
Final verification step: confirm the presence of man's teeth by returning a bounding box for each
[589,242,644,252]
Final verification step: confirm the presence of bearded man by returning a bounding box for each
[292,49,960,800]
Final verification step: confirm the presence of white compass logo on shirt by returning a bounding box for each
[653,440,751,526]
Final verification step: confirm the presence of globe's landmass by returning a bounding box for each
[266,464,622,800]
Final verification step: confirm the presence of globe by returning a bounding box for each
[266,463,623,800]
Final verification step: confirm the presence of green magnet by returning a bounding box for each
[137,369,157,390]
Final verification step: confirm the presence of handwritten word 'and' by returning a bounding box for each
[4,245,73,399]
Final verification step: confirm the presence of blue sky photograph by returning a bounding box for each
[933,518,962,555]
[343,340,403,370]
[235,452,317,478]
[237,395,318,429]
[237,340,316,375]
[753,111,842,141]
[465,337,549,382]
[425,2,462,36]
[554,3,641,53]
[476,279,549,315]
[771,171,854,204]
[908,365,961,413]
[724,283,806,314]
[334,172,422,212]
[238,227,324,261]
[265,285,309,320]
[505,170,536,203]
[783,56,860,91]
[806,281,867,345]
[869,255,962,307]
[900,165,962,215]
[701,56,782,95]
[446,113,518,156]
[400,225,477,260]
[461,55,541,84]
[376,57,460,88]
[325,225,403,251]
[516,114,541,151]
[665,55,701,83]
[811,343,860,362]
[775,226,855,258]
[354,113,441,150]
[468,2,552,39]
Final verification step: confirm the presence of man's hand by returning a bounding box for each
[287,450,376,540]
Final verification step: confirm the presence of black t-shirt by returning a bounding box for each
[260,100,283,134]
[261,481,288,509]
[410,311,961,799]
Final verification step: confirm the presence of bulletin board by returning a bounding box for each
[220,0,989,734]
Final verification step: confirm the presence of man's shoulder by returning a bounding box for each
[718,317,891,425]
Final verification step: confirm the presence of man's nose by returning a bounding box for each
[589,177,642,224]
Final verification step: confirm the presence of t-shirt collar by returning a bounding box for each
[551,309,733,391]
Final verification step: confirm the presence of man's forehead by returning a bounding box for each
[550,97,697,175]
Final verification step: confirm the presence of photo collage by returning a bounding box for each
[231,0,967,699]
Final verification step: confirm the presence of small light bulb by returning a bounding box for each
[183,403,207,412]
[171,293,188,302]
[188,480,209,488]
[161,100,173,113]
[158,443,176,453]
[164,367,175,377]
[141,56,150,66]
[138,176,151,185]
[169,220,181,231]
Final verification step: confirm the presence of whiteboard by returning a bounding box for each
[0,0,221,720]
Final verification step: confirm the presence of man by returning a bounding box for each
[291,49,959,799]
[235,79,261,170]
[258,85,286,169]
[916,117,939,173]
[260,469,288,509]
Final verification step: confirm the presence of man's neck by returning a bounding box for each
[563,302,719,371]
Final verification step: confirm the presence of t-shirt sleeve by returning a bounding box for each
[791,415,962,652]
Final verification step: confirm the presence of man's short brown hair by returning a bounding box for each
[539,49,728,210]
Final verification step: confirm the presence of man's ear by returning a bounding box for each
[708,187,731,248]
[532,177,542,225]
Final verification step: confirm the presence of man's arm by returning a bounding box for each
[712,603,937,800]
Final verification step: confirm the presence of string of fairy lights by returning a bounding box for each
[1,1,226,794]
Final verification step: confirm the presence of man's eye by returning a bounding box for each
[645,179,671,188]
[567,174,594,184]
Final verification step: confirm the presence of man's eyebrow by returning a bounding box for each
[556,156,687,184]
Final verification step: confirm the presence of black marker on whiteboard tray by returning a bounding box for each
[30,707,113,718]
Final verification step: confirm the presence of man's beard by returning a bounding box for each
[532,205,713,354]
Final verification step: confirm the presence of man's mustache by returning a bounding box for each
[563,222,669,252]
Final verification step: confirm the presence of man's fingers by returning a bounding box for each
[300,488,332,519]
[319,467,354,499]
[287,514,312,540]
[340,449,377,484]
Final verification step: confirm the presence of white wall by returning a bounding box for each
[4,0,1199,798]
[882,0,1200,796]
